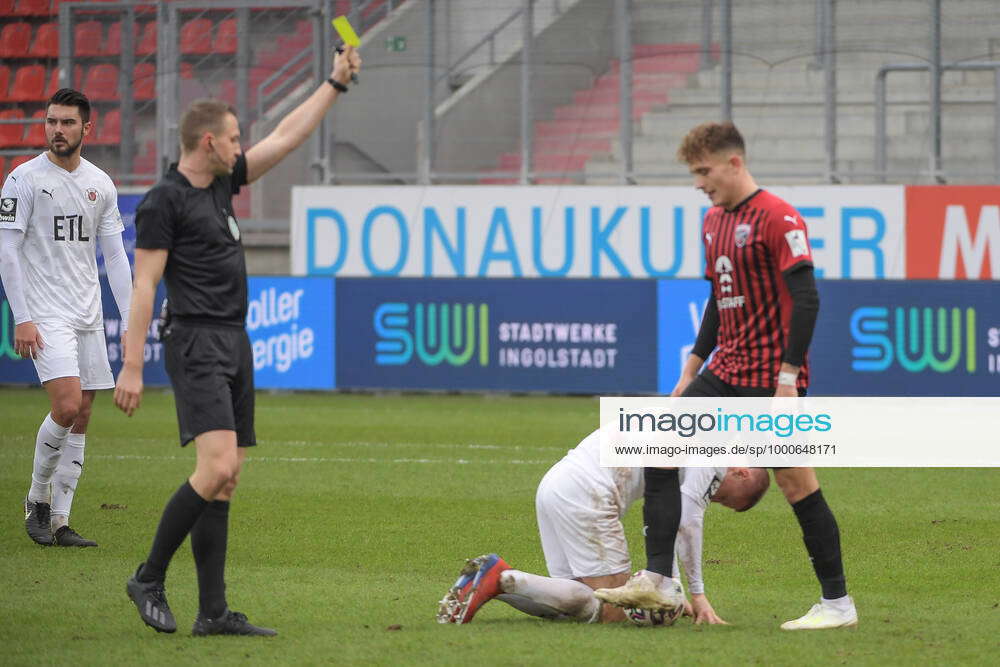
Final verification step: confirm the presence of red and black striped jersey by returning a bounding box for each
[702,189,814,388]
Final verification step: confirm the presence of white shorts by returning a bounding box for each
[535,461,632,580]
[32,321,114,390]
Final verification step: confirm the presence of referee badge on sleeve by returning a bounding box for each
[227,214,240,241]
[0,197,16,223]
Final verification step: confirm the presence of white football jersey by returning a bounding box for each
[0,153,123,330]
[558,431,727,514]
[559,430,644,513]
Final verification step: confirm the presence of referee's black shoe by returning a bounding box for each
[192,609,277,637]
[24,498,53,545]
[126,564,177,633]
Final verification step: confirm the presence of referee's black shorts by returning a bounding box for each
[163,322,257,447]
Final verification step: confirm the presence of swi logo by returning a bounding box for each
[850,306,976,373]
[374,302,489,366]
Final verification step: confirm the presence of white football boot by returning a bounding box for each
[780,597,858,630]
[594,570,684,612]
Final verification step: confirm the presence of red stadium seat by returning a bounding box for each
[23,109,46,146]
[14,0,51,16]
[0,109,25,148]
[10,154,34,171]
[136,20,157,55]
[0,22,32,56]
[95,108,120,144]
[103,21,122,56]
[10,64,46,101]
[28,21,58,57]
[180,17,212,55]
[44,66,60,97]
[0,157,6,180]
[0,0,15,16]
[0,66,10,100]
[82,63,119,101]
[133,62,155,100]
[214,17,237,54]
[74,20,103,57]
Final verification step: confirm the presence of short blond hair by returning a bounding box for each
[677,121,745,164]
[179,99,237,153]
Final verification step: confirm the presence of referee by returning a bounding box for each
[114,46,361,635]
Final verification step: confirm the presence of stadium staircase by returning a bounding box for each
[463,0,1000,185]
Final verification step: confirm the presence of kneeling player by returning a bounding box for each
[436,430,769,624]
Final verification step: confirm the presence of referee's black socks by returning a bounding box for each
[792,488,848,599]
[643,468,681,576]
[138,481,208,583]
[192,500,230,619]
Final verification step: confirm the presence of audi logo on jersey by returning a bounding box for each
[715,254,746,309]
[715,255,734,293]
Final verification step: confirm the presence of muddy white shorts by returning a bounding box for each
[32,321,114,390]
[534,461,632,579]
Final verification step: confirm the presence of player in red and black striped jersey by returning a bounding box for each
[597,122,857,630]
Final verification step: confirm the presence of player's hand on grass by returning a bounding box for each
[331,44,362,85]
[114,363,143,416]
[691,594,728,625]
[14,321,43,359]
[682,598,694,618]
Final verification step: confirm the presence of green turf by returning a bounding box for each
[1,387,998,666]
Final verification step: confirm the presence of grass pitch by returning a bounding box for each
[1,388,998,666]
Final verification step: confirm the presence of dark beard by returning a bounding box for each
[49,136,82,157]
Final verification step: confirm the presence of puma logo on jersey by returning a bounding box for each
[44,442,59,451]
[41,189,54,198]
[784,214,800,226]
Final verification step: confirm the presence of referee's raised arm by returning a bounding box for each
[244,45,361,183]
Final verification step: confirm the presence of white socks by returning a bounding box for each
[497,570,601,623]
[822,595,854,612]
[51,433,85,529]
[28,414,70,503]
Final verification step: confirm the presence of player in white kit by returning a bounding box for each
[0,89,132,547]
[437,430,770,624]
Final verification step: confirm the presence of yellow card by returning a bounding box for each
[332,16,360,47]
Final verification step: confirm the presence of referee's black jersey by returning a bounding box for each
[135,154,249,327]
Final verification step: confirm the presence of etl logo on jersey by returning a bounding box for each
[850,306,976,373]
[374,302,489,367]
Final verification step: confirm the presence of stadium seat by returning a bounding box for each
[82,63,119,100]
[44,66,60,97]
[133,62,155,100]
[0,109,25,148]
[214,17,237,54]
[94,108,119,144]
[180,17,212,55]
[0,22,32,57]
[10,64,46,101]
[0,0,15,16]
[9,154,33,171]
[103,20,123,56]
[74,20,103,57]
[14,0,51,16]
[28,21,58,57]
[0,157,6,179]
[0,66,10,101]
[136,20,157,56]
[22,109,46,146]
